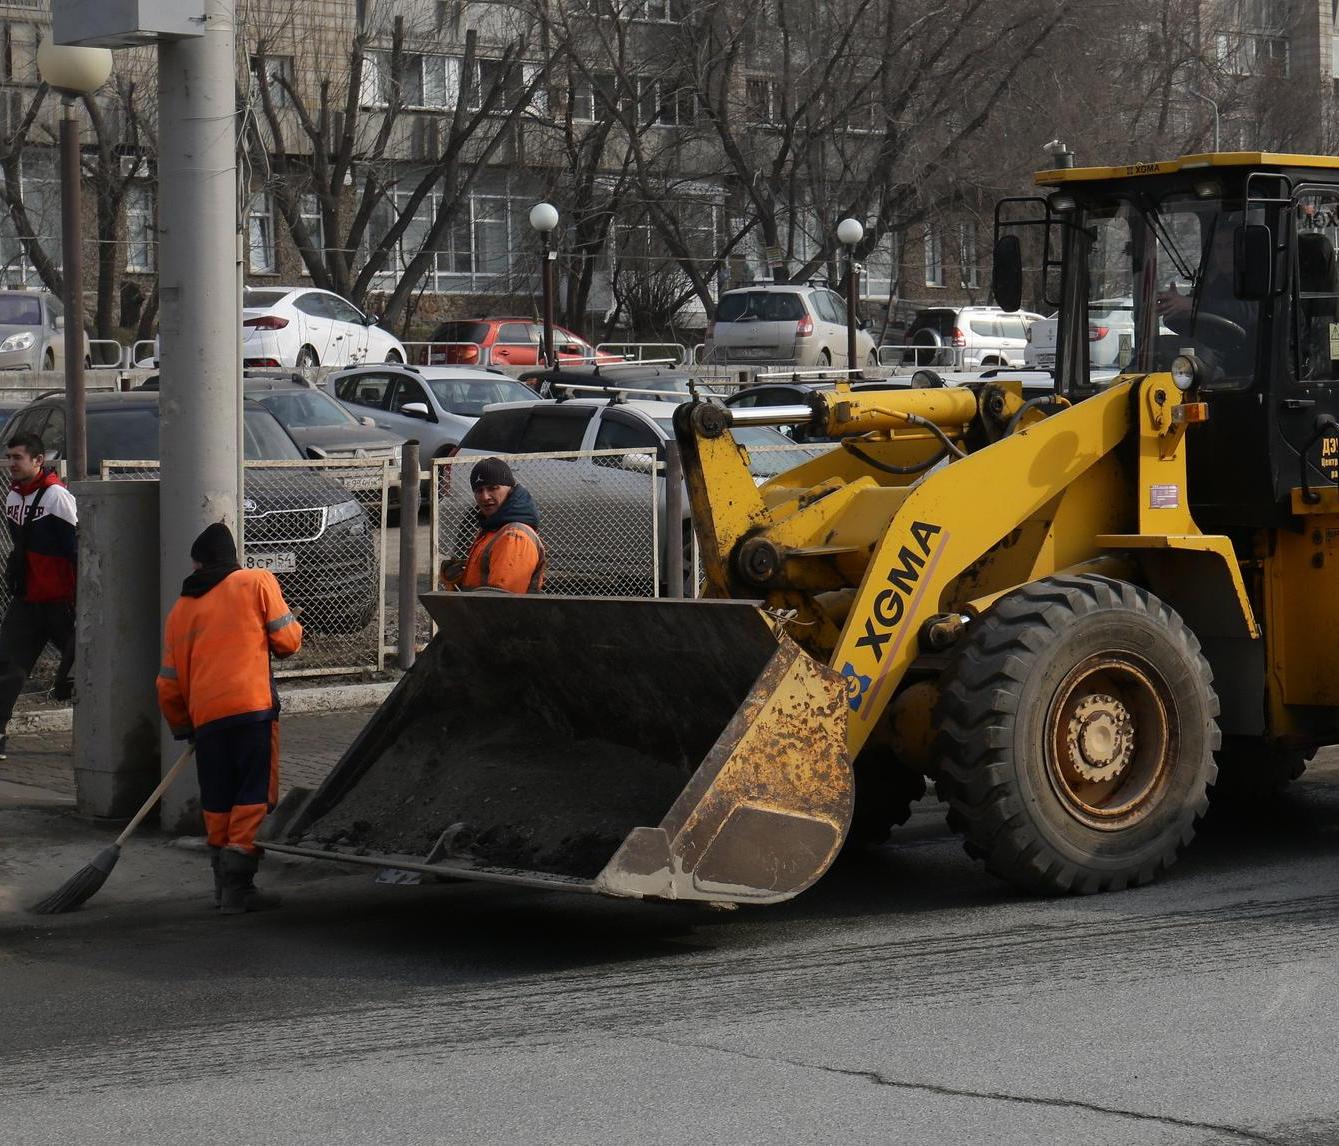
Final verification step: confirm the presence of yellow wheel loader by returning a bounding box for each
[263,152,1339,904]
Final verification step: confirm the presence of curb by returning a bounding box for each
[9,680,397,736]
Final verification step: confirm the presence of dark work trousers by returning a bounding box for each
[194,719,279,853]
[0,600,75,729]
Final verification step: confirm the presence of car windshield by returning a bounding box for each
[255,389,357,428]
[426,376,535,416]
[431,322,490,343]
[243,288,290,308]
[0,296,42,325]
[651,418,815,475]
[88,406,304,468]
[716,292,806,322]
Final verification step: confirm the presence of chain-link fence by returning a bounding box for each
[433,450,665,599]
[102,458,391,677]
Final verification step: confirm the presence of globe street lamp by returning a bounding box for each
[836,217,864,376]
[529,202,559,368]
[36,42,113,483]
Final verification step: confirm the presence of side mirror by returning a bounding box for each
[401,401,431,420]
[992,234,1024,312]
[53,314,65,330]
[359,415,376,427]
[622,451,656,474]
[365,313,381,326]
[1234,224,1273,300]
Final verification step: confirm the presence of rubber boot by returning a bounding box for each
[218,848,282,914]
[209,845,223,909]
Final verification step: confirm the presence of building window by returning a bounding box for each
[633,0,686,21]
[249,55,293,108]
[420,53,463,109]
[745,77,781,124]
[636,77,693,127]
[1213,30,1289,76]
[924,226,943,287]
[299,194,324,265]
[958,223,978,289]
[126,182,155,272]
[248,194,277,274]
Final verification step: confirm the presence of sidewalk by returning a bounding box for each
[0,707,377,924]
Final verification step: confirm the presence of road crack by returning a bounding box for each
[648,1036,1284,1144]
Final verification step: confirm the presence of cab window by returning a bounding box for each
[1293,190,1339,383]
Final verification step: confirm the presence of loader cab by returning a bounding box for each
[997,155,1339,531]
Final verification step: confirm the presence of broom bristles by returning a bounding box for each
[29,844,122,915]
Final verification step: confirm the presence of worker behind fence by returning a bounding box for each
[156,523,302,914]
[439,457,546,594]
[0,431,78,760]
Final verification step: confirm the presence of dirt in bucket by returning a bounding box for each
[299,709,692,879]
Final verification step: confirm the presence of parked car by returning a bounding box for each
[1,392,378,633]
[425,318,619,367]
[0,290,90,371]
[243,377,402,502]
[703,281,877,369]
[326,363,538,460]
[242,286,407,370]
[903,305,1044,369]
[1024,298,1158,373]
[528,362,721,402]
[450,397,815,593]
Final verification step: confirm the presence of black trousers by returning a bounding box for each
[0,600,75,729]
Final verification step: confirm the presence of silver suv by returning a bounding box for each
[904,305,1043,369]
[703,282,876,369]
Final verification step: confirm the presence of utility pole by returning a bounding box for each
[156,0,240,830]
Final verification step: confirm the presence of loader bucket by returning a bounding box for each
[263,594,853,905]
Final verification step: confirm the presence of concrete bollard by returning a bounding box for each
[70,479,162,820]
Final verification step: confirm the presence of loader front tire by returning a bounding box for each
[933,575,1219,895]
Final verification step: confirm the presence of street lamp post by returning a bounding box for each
[36,42,112,484]
[837,217,864,376]
[529,202,559,368]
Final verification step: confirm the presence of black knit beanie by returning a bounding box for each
[470,457,515,489]
[190,522,239,567]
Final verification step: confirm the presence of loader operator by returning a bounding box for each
[156,523,302,914]
[440,457,546,594]
[1154,219,1256,374]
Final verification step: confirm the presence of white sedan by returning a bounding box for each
[242,287,407,370]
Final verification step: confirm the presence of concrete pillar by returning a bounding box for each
[71,480,161,819]
[156,0,240,833]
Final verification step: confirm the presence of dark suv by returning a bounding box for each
[2,392,377,633]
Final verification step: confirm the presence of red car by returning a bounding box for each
[425,317,619,367]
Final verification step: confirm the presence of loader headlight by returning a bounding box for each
[1170,354,1200,391]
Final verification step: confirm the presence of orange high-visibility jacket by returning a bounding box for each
[157,569,302,737]
[458,522,546,594]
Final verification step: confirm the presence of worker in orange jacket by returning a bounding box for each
[156,523,302,914]
[440,457,546,594]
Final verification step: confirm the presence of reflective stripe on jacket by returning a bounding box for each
[461,522,546,594]
[156,568,302,736]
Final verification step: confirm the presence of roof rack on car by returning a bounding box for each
[550,383,686,404]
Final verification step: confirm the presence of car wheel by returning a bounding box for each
[385,349,403,363]
[816,348,832,368]
[296,346,319,370]
[42,349,54,371]
[866,350,879,369]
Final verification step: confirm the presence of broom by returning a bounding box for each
[30,745,196,914]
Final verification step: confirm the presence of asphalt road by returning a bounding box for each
[5,761,1339,1144]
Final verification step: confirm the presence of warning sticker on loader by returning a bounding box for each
[1149,483,1180,509]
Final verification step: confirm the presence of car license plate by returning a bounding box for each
[245,550,296,573]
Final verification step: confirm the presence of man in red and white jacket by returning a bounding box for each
[0,431,77,758]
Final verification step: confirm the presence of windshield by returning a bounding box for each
[1082,193,1259,388]
[255,389,356,428]
[89,406,304,467]
[0,296,42,325]
[426,376,534,416]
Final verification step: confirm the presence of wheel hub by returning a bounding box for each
[1064,692,1135,784]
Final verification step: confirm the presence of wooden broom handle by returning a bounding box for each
[114,745,196,847]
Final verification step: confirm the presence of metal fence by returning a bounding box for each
[101,458,392,678]
[433,449,665,600]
